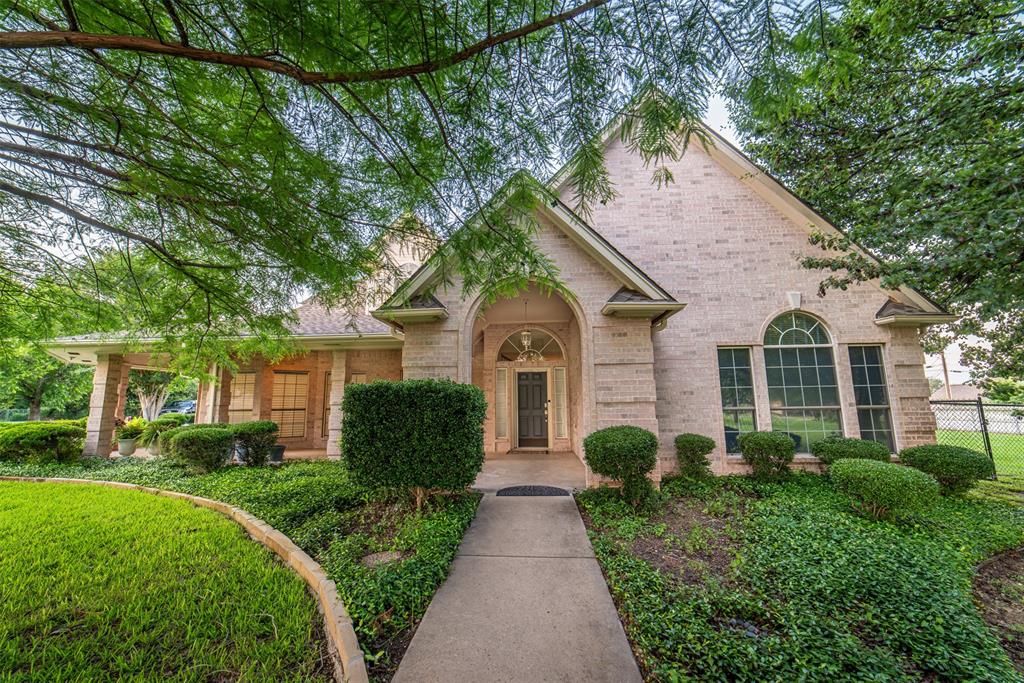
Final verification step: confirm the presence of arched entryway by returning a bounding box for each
[468,284,586,460]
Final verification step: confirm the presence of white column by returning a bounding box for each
[325,351,347,460]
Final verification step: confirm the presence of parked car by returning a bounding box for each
[159,400,197,416]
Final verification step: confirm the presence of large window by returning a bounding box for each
[718,348,756,453]
[271,371,309,439]
[849,345,895,451]
[763,312,842,453]
[228,372,256,424]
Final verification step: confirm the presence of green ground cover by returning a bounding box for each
[0,459,480,678]
[0,481,329,682]
[937,430,1024,476]
[579,473,1024,682]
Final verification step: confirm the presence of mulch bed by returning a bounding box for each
[975,547,1024,673]
[630,496,745,587]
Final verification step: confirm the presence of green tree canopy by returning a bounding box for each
[0,344,93,419]
[729,0,1023,379]
[0,0,773,369]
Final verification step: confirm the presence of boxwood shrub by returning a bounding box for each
[168,427,234,473]
[830,458,940,519]
[584,425,659,506]
[899,444,993,495]
[811,435,891,465]
[738,431,796,481]
[0,422,85,464]
[674,433,715,479]
[342,379,487,506]
[232,420,279,467]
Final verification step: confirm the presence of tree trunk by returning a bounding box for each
[138,388,170,420]
[28,382,44,421]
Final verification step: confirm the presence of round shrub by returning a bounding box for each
[157,412,194,427]
[169,427,234,473]
[232,420,279,467]
[342,379,487,507]
[738,431,796,482]
[674,433,716,479]
[899,444,993,495]
[830,458,940,519]
[811,436,891,465]
[584,426,659,506]
[157,423,229,461]
[0,422,85,464]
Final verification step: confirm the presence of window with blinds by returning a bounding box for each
[553,367,568,439]
[495,368,508,439]
[228,372,256,424]
[271,371,309,438]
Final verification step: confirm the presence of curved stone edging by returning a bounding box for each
[0,476,369,683]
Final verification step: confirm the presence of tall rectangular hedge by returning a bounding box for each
[341,379,487,492]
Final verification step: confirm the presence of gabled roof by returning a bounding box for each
[375,174,682,324]
[547,99,953,323]
[874,298,957,327]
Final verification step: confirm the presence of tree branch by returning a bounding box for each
[0,1,607,84]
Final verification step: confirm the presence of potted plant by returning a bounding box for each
[116,417,147,456]
[138,416,182,456]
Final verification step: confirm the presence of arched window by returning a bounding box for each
[763,312,842,453]
[497,328,563,362]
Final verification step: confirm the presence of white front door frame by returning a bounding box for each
[513,367,552,450]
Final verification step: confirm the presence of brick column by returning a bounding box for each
[214,367,232,423]
[325,351,347,460]
[196,365,219,423]
[84,354,126,457]
[114,363,131,421]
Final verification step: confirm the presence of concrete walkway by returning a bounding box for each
[394,454,642,683]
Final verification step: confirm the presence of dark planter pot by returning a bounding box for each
[270,445,286,464]
[234,444,249,464]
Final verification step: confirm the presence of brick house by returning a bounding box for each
[49,119,954,480]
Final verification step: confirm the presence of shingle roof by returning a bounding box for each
[607,286,678,304]
[875,299,933,319]
[930,384,981,401]
[290,299,391,336]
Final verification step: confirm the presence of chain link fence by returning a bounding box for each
[931,399,1024,478]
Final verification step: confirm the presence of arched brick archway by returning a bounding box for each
[460,284,594,464]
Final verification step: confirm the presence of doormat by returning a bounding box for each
[496,485,569,497]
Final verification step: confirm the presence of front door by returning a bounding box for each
[517,372,548,448]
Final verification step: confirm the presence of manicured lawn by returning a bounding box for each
[937,429,1024,476]
[579,474,1024,682]
[0,459,480,679]
[0,481,329,681]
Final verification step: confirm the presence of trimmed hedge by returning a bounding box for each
[168,427,234,473]
[342,380,486,505]
[0,422,85,464]
[811,436,891,465]
[830,458,940,519]
[674,433,715,479]
[233,421,279,467]
[156,413,194,427]
[899,444,993,495]
[584,425,659,506]
[739,431,796,481]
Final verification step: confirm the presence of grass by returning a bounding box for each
[0,481,330,682]
[0,459,480,679]
[579,473,1024,682]
[937,429,1024,476]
